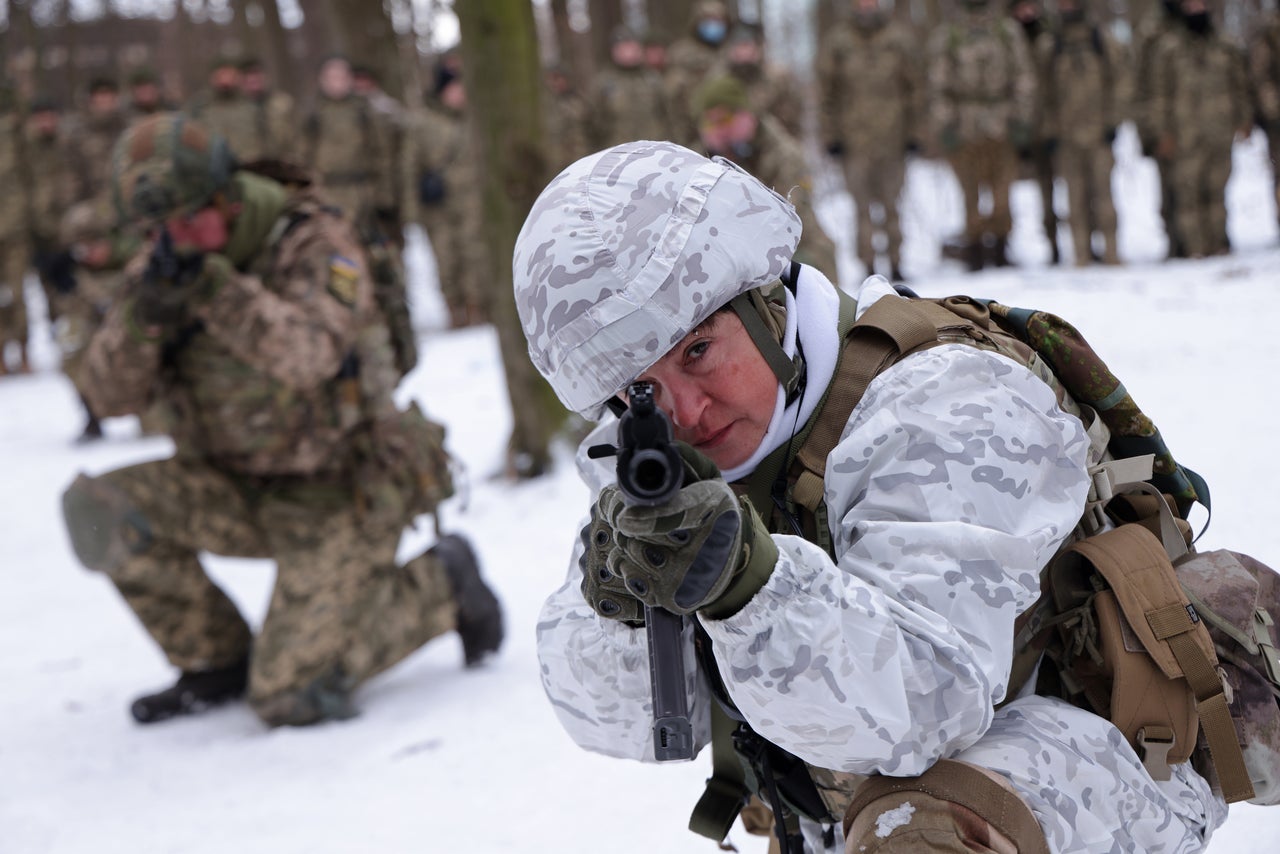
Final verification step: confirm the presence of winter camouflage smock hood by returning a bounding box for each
[512,140,801,420]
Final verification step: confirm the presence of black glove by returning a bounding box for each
[418,170,447,206]
[905,139,921,156]
[1103,126,1117,146]
[825,140,845,158]
[132,232,206,329]
[41,250,79,295]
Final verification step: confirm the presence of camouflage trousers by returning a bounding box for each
[1057,141,1118,265]
[62,455,458,726]
[1168,141,1233,258]
[419,203,489,326]
[842,153,906,271]
[0,237,29,351]
[1030,143,1059,261]
[948,138,1018,241]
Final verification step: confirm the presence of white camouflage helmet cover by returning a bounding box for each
[513,140,802,420]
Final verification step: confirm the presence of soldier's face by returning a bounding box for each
[89,90,119,115]
[242,71,267,96]
[163,206,231,254]
[319,61,354,99]
[30,112,58,136]
[211,67,241,93]
[699,107,758,155]
[630,310,778,471]
[131,84,160,108]
[612,40,644,68]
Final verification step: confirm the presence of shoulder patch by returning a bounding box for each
[327,254,360,306]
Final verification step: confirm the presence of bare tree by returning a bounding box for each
[455,0,563,479]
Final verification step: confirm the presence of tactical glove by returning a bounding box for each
[1103,127,1117,146]
[579,502,645,624]
[825,140,845,158]
[597,474,778,620]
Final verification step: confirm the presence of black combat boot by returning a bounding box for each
[992,236,1012,267]
[434,534,504,667]
[965,240,985,273]
[130,657,250,724]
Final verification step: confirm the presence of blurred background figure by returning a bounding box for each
[724,23,804,140]
[239,56,297,162]
[24,96,75,328]
[0,84,29,375]
[818,0,920,282]
[1151,0,1250,258]
[1035,0,1124,266]
[589,25,674,149]
[927,0,1036,271]
[1010,0,1062,265]
[1249,8,1280,234]
[665,0,733,147]
[126,66,170,121]
[694,74,838,274]
[189,55,265,162]
[543,64,592,174]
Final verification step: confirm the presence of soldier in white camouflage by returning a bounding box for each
[60,114,503,728]
[926,0,1036,270]
[817,0,921,282]
[513,140,1227,852]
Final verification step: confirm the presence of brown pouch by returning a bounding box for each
[360,402,455,522]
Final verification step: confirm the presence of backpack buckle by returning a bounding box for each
[1136,726,1175,781]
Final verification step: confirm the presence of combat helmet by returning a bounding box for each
[111,112,237,225]
[512,140,801,421]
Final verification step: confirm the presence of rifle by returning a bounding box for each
[588,381,694,761]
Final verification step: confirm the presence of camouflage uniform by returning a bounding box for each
[725,28,806,139]
[300,94,397,234]
[589,59,675,149]
[1151,16,1250,257]
[1011,2,1061,264]
[817,9,921,278]
[400,103,489,328]
[66,101,127,204]
[61,115,495,727]
[927,1,1036,266]
[190,89,270,164]
[23,103,77,327]
[664,2,732,146]
[513,141,1226,852]
[1249,11,1280,229]
[1133,1,1187,255]
[1036,14,1124,265]
[543,72,593,174]
[0,102,29,373]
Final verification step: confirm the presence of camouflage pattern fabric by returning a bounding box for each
[250,90,298,161]
[817,16,920,272]
[728,60,805,141]
[512,141,800,421]
[61,456,456,726]
[664,11,729,147]
[400,104,490,326]
[23,116,76,247]
[589,66,674,150]
[948,138,1019,241]
[1036,22,1124,265]
[1150,23,1249,257]
[66,108,128,204]
[519,142,1225,849]
[189,91,267,162]
[544,86,593,174]
[301,95,396,230]
[53,199,131,391]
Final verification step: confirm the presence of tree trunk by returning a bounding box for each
[259,0,298,97]
[588,0,625,71]
[550,0,592,90]
[455,0,562,479]
[647,0,694,43]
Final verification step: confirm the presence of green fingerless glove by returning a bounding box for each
[602,478,778,618]
[578,499,645,624]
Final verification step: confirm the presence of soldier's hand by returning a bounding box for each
[1103,127,1117,146]
[825,140,845,158]
[596,473,778,620]
[579,501,645,624]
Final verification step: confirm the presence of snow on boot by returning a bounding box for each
[435,534,504,667]
[130,658,249,724]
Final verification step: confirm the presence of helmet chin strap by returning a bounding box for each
[727,280,805,406]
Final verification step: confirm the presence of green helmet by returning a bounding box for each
[111,112,236,225]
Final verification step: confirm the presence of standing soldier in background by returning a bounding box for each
[401,64,489,329]
[1151,0,1250,258]
[61,114,503,727]
[818,0,920,282]
[543,64,592,174]
[189,57,265,163]
[67,77,127,204]
[0,86,30,375]
[1249,8,1280,234]
[1037,0,1123,265]
[1011,0,1061,264]
[24,97,76,327]
[927,0,1036,271]
[1133,0,1187,257]
[694,75,838,276]
[53,199,138,441]
[724,24,805,140]
[126,67,170,121]
[240,57,297,162]
[301,55,412,369]
[665,1,733,146]
[352,64,407,249]
[590,26,675,149]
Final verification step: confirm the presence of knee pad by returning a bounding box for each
[61,474,153,573]
[842,759,1049,854]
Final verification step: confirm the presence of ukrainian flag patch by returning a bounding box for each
[327,254,360,305]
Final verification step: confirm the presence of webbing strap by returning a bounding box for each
[842,759,1051,854]
[689,702,750,842]
[1147,603,1256,803]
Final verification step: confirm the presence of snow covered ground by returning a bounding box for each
[3,128,1279,853]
